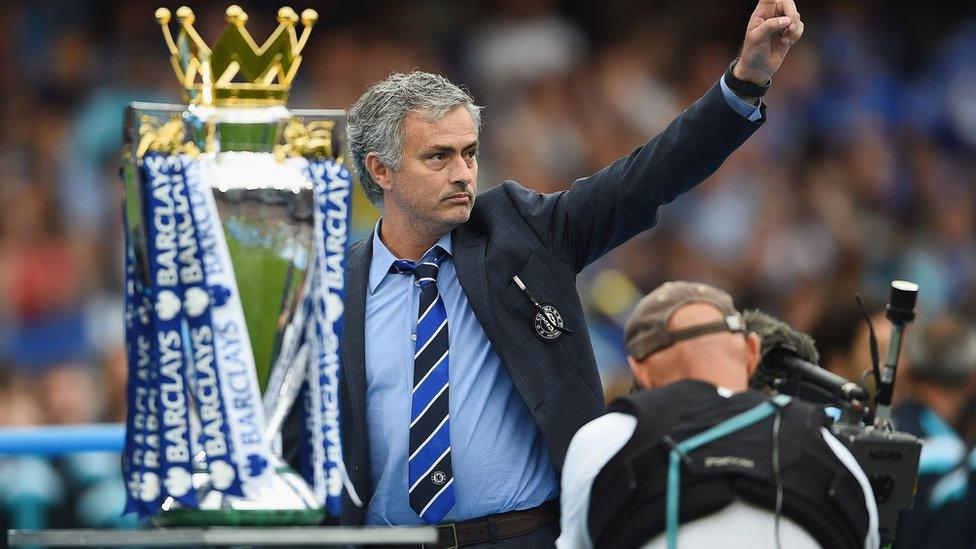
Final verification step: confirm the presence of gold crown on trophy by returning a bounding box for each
[155,5,318,106]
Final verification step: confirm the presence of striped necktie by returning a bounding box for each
[392,248,456,523]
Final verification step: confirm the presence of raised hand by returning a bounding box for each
[735,0,804,85]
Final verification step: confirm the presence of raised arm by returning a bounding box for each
[504,0,804,272]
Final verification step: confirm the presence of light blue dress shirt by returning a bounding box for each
[720,76,765,121]
[364,224,559,525]
[363,83,759,525]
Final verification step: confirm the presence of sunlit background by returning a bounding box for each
[1,0,976,539]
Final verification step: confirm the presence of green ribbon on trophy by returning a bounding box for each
[120,4,359,526]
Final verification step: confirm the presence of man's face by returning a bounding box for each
[381,107,479,235]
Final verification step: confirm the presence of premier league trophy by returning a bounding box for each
[120,5,357,526]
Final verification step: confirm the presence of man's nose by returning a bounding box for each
[449,155,474,186]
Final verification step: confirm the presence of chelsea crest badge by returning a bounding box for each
[534,304,565,341]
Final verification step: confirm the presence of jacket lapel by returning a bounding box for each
[452,226,497,339]
[342,234,372,516]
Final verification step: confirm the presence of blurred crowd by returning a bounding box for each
[1,0,976,544]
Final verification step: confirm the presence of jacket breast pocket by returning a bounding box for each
[497,250,576,340]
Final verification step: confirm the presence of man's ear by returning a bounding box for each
[627,355,651,390]
[365,152,394,195]
[745,331,762,378]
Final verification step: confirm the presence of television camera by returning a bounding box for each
[749,280,923,546]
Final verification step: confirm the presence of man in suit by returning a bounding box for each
[339,0,804,544]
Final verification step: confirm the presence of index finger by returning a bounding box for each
[777,0,802,41]
[777,0,801,24]
[754,0,779,18]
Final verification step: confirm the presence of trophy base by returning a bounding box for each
[153,507,324,527]
[153,456,325,527]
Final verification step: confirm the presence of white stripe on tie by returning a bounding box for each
[410,384,449,428]
[414,317,448,359]
[413,350,449,393]
[409,414,450,461]
[419,477,455,518]
[418,296,439,324]
[409,446,452,493]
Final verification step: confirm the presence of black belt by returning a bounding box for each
[425,500,559,548]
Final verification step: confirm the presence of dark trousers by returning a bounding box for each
[462,521,558,548]
[374,521,559,548]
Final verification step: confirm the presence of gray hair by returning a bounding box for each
[346,71,483,205]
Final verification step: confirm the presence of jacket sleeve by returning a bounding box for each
[503,80,764,273]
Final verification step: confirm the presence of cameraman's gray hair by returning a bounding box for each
[346,71,483,205]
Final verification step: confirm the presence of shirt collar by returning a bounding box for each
[368,220,453,294]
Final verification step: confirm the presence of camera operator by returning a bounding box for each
[892,316,976,548]
[556,281,879,549]
[894,316,976,443]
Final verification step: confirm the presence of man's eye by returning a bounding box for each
[465,149,478,159]
[429,153,446,161]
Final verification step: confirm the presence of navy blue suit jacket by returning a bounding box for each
[339,82,764,524]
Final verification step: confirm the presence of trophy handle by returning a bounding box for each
[261,255,316,440]
[264,342,310,442]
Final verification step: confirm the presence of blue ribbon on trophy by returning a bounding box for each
[184,153,276,498]
[123,219,151,516]
[173,157,244,498]
[304,158,359,515]
[143,153,200,509]
[142,329,165,514]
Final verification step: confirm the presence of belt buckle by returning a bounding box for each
[428,523,458,549]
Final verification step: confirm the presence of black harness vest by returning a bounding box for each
[587,380,869,548]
